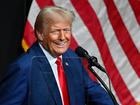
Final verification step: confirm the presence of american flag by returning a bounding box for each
[22,0,140,105]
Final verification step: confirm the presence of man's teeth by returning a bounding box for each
[55,42,66,46]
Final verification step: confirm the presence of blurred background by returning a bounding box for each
[0,0,140,105]
[0,0,32,73]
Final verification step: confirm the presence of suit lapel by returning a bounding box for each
[30,43,62,105]
[62,56,78,105]
[39,57,63,105]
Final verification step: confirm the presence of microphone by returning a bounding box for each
[75,46,119,105]
[75,46,106,73]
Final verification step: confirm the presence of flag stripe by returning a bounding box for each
[89,0,140,102]
[28,0,40,28]
[23,21,36,46]
[114,0,140,53]
[69,36,78,50]
[104,0,140,78]
[70,0,136,104]
[129,0,140,26]
[36,0,54,8]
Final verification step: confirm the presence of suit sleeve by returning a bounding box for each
[0,63,28,105]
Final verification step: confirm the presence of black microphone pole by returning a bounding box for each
[75,46,119,105]
[88,63,119,105]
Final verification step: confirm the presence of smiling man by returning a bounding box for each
[35,7,73,57]
[0,6,114,105]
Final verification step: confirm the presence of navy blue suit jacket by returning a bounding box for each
[0,42,114,105]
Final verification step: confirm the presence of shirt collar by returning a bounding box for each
[38,43,62,64]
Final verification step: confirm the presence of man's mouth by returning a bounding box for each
[54,41,67,48]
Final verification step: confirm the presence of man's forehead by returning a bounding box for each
[44,12,73,25]
[49,23,71,29]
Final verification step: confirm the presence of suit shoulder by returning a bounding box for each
[10,50,35,71]
[65,48,79,57]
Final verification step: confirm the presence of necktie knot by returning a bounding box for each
[56,57,62,65]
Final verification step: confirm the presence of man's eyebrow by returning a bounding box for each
[51,27,71,30]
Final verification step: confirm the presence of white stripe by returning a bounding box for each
[89,0,140,101]
[53,0,104,65]
[87,0,120,103]
[114,0,140,52]
[28,0,40,28]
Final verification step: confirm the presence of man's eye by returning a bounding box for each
[50,30,60,34]
[63,29,71,33]
[50,28,71,34]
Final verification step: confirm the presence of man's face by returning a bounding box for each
[41,22,72,57]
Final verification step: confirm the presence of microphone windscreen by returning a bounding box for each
[75,46,88,57]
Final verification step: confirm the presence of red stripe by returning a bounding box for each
[36,0,54,8]
[69,35,78,50]
[71,0,136,104]
[104,0,140,78]
[23,21,36,46]
[129,0,140,26]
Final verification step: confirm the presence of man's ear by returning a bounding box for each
[36,30,44,41]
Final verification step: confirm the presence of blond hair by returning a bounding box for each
[34,6,75,35]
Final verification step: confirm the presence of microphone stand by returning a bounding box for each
[88,56,119,105]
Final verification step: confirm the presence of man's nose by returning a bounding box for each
[59,30,65,40]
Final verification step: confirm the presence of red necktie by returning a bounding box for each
[56,57,70,105]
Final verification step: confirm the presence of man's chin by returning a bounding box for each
[55,49,68,56]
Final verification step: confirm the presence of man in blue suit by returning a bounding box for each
[0,6,114,105]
